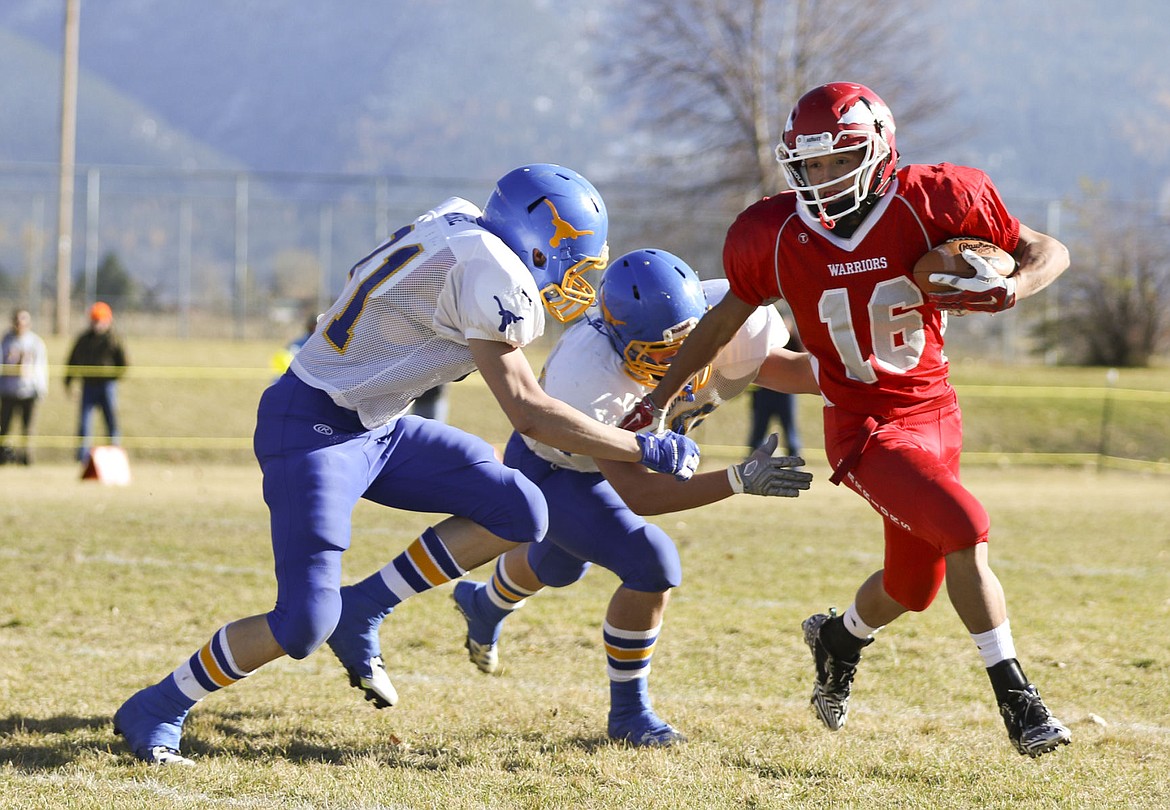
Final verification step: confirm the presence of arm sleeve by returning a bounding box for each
[723,212,778,307]
[702,279,791,381]
[922,164,1021,252]
[434,234,544,349]
[958,169,1020,252]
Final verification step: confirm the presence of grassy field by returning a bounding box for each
[1,338,1168,808]
[1,462,1167,808]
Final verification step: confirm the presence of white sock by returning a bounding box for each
[843,603,882,640]
[971,620,1017,668]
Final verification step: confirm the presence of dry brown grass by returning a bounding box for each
[1,456,1167,808]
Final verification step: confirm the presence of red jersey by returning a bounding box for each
[724,163,1020,419]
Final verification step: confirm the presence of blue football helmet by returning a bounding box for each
[598,248,711,387]
[480,164,610,323]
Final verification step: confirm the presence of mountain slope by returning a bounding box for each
[0,1,610,179]
[2,0,1167,204]
[0,25,238,170]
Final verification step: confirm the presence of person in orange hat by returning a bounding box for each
[88,301,113,323]
[64,301,129,462]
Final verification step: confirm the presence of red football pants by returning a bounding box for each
[824,399,989,611]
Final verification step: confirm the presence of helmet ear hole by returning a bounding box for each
[479,163,609,322]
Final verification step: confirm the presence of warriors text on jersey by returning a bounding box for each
[723,163,1019,419]
[290,197,545,429]
[526,280,789,473]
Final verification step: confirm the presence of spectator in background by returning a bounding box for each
[64,301,129,463]
[410,384,450,422]
[746,326,804,456]
[271,313,320,379]
[288,312,319,356]
[0,308,50,465]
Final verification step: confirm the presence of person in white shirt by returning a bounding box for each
[0,308,49,465]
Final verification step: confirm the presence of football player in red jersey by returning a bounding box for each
[623,82,1072,757]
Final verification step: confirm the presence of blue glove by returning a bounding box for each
[636,431,701,481]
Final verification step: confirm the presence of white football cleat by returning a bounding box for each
[452,581,503,674]
[465,637,499,675]
[144,745,195,766]
[346,655,399,709]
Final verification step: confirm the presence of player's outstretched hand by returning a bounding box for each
[636,431,700,481]
[728,433,812,497]
[927,248,1017,313]
[619,395,667,433]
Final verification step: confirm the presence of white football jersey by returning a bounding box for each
[526,279,789,472]
[291,197,545,428]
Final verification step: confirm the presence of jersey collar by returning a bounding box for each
[795,176,900,250]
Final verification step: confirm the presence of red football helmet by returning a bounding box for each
[775,82,899,229]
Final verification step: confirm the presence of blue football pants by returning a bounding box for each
[253,373,547,658]
[503,432,681,594]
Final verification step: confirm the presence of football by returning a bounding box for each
[912,238,1015,294]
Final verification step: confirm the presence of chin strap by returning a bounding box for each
[817,195,879,237]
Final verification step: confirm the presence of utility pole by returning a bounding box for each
[55,0,81,335]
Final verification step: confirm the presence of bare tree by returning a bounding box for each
[597,0,955,209]
[1041,187,1170,367]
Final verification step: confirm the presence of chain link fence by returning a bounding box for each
[0,161,1151,365]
